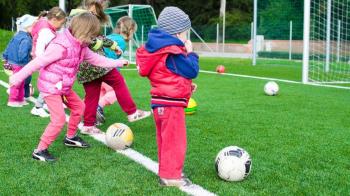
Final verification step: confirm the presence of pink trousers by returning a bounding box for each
[153,106,187,179]
[83,69,136,126]
[8,65,24,102]
[37,90,84,151]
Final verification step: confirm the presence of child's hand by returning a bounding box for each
[114,46,123,56]
[185,40,193,53]
[9,74,21,87]
[3,61,12,70]
[191,83,197,93]
[121,60,129,67]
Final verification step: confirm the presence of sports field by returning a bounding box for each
[0,29,349,195]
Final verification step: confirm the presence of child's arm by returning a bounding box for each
[9,43,65,86]
[2,40,10,61]
[165,52,199,79]
[83,48,128,68]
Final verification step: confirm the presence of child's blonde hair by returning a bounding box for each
[115,16,137,41]
[70,12,100,44]
[81,0,109,24]
[38,7,66,20]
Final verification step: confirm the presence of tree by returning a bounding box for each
[258,0,303,40]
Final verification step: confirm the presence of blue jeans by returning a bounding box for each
[24,76,32,98]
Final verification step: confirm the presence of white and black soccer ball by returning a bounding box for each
[105,123,134,150]
[215,146,252,181]
[264,81,279,96]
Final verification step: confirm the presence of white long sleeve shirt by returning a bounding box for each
[35,28,56,57]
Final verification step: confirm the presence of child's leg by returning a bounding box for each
[24,76,32,98]
[99,83,117,107]
[153,106,187,179]
[83,79,102,126]
[99,91,117,107]
[37,95,66,151]
[8,65,24,102]
[103,69,136,115]
[64,90,85,138]
[153,108,163,167]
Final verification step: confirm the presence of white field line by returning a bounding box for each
[122,68,350,90]
[0,80,9,88]
[0,79,216,196]
[200,70,301,84]
[199,70,350,90]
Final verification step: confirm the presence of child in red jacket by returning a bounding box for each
[136,7,199,187]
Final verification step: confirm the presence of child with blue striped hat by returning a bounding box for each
[136,6,199,187]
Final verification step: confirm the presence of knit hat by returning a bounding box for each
[157,6,191,35]
[16,14,37,31]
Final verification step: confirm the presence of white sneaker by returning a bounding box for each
[31,107,50,118]
[7,102,23,107]
[159,177,192,187]
[43,104,49,111]
[19,101,29,106]
[25,96,36,103]
[81,126,103,135]
[127,109,151,122]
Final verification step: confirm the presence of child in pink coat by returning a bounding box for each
[9,13,128,162]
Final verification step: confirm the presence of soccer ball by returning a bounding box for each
[215,146,252,181]
[264,81,279,96]
[216,65,225,73]
[105,123,134,150]
[184,98,197,115]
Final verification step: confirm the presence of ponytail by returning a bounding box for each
[115,16,137,41]
[81,0,108,24]
[38,10,49,19]
[38,7,66,20]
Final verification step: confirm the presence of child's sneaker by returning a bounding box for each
[64,135,90,148]
[25,96,36,103]
[127,109,151,122]
[19,101,29,106]
[159,177,192,187]
[7,101,23,107]
[31,107,50,118]
[32,149,56,162]
[96,105,105,125]
[81,126,103,135]
[43,104,49,111]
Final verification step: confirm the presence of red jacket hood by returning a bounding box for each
[136,45,185,77]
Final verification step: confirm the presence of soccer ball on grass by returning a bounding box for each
[215,146,252,181]
[105,123,133,150]
[264,81,279,96]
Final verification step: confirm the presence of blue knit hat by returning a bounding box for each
[157,6,191,35]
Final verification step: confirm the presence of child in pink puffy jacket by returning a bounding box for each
[9,12,128,162]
